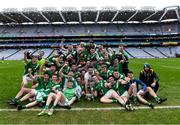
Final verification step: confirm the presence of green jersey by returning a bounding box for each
[67,50,76,57]
[95,80,109,95]
[47,56,55,63]
[109,62,123,74]
[111,81,126,95]
[24,61,39,75]
[63,88,76,101]
[49,81,62,91]
[44,80,54,95]
[99,70,113,80]
[87,53,98,61]
[61,66,70,75]
[44,70,59,79]
[36,77,47,90]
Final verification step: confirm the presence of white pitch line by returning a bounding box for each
[0,106,180,112]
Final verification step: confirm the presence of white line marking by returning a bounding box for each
[0,106,180,112]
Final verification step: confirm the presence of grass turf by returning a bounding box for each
[0,58,180,124]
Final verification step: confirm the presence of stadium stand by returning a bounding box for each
[0,6,179,59]
[142,47,167,58]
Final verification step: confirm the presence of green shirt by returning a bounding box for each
[95,80,109,95]
[44,80,54,95]
[111,81,126,95]
[99,70,113,80]
[63,88,76,101]
[36,77,47,90]
[109,62,123,74]
[44,70,59,79]
[24,61,39,75]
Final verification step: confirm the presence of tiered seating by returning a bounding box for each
[143,47,167,58]
[1,47,178,60]
[156,47,175,57]
[41,48,53,58]
[7,49,36,60]
[126,47,153,58]
[0,49,18,59]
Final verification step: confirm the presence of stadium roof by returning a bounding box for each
[0,6,180,24]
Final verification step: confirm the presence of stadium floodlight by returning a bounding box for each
[101,6,117,11]
[164,6,179,11]
[81,7,97,11]
[141,6,156,11]
[121,6,136,11]
[22,7,38,12]
[42,7,58,12]
[3,8,19,12]
[62,7,77,12]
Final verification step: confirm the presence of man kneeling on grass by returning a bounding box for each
[38,80,78,116]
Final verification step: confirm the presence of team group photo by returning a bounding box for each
[0,0,180,124]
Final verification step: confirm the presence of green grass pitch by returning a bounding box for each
[0,58,180,124]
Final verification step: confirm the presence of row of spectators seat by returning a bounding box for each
[0,47,177,60]
[0,23,178,36]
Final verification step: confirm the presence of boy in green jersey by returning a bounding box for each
[98,64,113,80]
[22,54,39,88]
[16,73,53,110]
[92,76,109,97]
[38,80,77,116]
[100,76,134,111]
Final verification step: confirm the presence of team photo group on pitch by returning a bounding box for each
[8,39,167,116]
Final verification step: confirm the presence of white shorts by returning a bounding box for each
[58,95,69,106]
[104,89,116,98]
[120,91,129,98]
[32,89,46,103]
[23,74,33,83]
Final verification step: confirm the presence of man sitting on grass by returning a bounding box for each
[16,73,54,110]
[38,80,77,116]
[127,71,167,109]
[93,75,134,111]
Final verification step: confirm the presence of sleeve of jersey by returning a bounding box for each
[153,71,159,82]
[55,84,61,91]
[120,74,125,80]
[136,79,147,91]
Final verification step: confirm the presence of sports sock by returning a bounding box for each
[147,102,152,106]
[133,96,137,103]
[112,99,118,103]
[44,105,49,110]
[155,96,161,102]
[52,105,56,109]
[22,105,26,109]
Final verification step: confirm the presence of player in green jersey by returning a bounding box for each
[38,80,77,116]
[100,76,134,111]
[98,64,113,81]
[92,76,109,97]
[16,73,54,110]
[22,54,39,88]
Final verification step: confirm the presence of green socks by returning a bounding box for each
[132,96,137,104]
[155,96,161,102]
[52,105,56,109]
[22,105,26,109]
[112,99,118,103]
[44,105,49,110]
